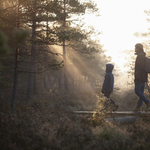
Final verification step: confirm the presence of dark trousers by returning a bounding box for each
[104,92,115,104]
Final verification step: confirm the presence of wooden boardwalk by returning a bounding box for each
[73,111,150,116]
[72,110,150,123]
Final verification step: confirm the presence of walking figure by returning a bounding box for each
[101,64,118,111]
[134,43,150,112]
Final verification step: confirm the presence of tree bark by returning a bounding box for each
[11,0,20,113]
[43,68,49,91]
[43,16,50,91]
[63,39,69,91]
[11,47,19,113]
[34,59,37,95]
[27,20,36,99]
[63,0,69,91]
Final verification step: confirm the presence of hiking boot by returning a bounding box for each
[147,102,150,111]
[133,107,141,113]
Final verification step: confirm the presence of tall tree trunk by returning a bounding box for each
[58,71,62,90]
[43,68,49,91]
[34,60,37,95]
[43,15,49,91]
[63,39,69,91]
[11,0,20,113]
[43,54,49,91]
[11,47,19,113]
[63,0,69,91]
[27,20,36,99]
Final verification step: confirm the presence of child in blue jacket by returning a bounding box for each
[101,64,118,110]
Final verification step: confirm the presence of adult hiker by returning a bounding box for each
[134,43,150,112]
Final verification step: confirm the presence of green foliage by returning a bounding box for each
[0,79,12,89]
[12,29,29,45]
[97,94,114,111]
[99,126,125,140]
[0,31,9,55]
[0,31,11,91]
[69,29,86,40]
[50,59,64,70]
[57,31,71,42]
[0,31,7,46]
[0,45,10,55]
[1,91,150,149]
[68,0,85,13]
[89,94,113,127]
[89,110,106,127]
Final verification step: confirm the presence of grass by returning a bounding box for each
[1,90,150,150]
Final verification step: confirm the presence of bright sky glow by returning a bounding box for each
[84,0,150,70]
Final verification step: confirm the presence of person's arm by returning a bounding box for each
[135,54,145,81]
[102,74,109,93]
[136,54,145,69]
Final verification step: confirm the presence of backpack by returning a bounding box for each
[145,56,150,95]
[145,57,150,73]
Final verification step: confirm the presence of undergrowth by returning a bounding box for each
[0,91,150,150]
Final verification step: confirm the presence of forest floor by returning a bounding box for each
[0,90,150,150]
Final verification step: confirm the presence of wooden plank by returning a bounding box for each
[110,111,150,116]
[104,116,141,123]
[73,111,150,116]
[73,111,94,114]
[73,111,142,124]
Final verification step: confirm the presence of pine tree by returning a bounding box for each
[48,0,99,90]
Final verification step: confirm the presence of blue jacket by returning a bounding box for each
[102,64,114,93]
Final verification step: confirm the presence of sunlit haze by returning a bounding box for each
[84,0,150,71]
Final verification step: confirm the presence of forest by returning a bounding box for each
[1,0,150,150]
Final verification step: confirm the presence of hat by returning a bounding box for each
[135,43,143,50]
